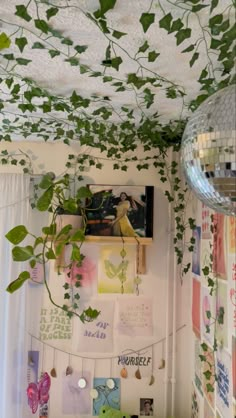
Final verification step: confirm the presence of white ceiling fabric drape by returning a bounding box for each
[0,174,31,418]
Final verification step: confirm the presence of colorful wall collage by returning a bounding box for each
[192,203,236,417]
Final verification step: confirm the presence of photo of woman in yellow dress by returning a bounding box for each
[110,192,138,237]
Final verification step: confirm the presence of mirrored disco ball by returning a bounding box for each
[181,84,236,216]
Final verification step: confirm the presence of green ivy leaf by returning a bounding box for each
[74,45,88,53]
[65,57,80,66]
[203,370,212,381]
[206,383,214,392]
[189,52,199,67]
[45,248,56,259]
[175,28,192,46]
[148,51,160,62]
[46,7,59,20]
[16,58,32,66]
[182,44,195,53]
[15,5,32,22]
[169,18,184,33]
[112,30,127,39]
[32,42,45,49]
[5,225,28,244]
[6,271,31,294]
[138,40,149,53]
[111,56,122,71]
[201,342,208,352]
[192,4,209,12]
[0,32,11,50]
[140,13,155,33]
[210,0,219,13]
[48,49,60,58]
[12,245,34,261]
[34,19,49,34]
[99,0,116,15]
[15,37,28,52]
[61,37,73,46]
[210,38,222,49]
[3,54,14,61]
[209,14,223,28]
[159,13,172,32]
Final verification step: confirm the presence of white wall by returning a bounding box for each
[0,141,192,418]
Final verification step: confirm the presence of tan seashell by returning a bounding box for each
[149,374,155,386]
[66,366,73,376]
[120,367,128,378]
[135,368,141,379]
[50,367,57,378]
[158,359,165,369]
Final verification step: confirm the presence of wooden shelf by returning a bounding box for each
[84,236,153,245]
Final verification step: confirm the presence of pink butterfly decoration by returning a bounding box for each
[64,257,96,287]
[27,372,51,414]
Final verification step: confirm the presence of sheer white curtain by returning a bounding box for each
[0,174,31,418]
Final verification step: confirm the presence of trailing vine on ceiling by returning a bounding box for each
[0,0,235,274]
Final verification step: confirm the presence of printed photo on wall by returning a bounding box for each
[213,213,227,279]
[98,245,136,294]
[140,398,154,416]
[62,370,91,415]
[85,185,154,238]
[92,378,120,416]
[192,226,201,276]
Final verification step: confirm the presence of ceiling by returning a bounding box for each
[0,0,234,141]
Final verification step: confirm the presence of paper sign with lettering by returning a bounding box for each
[77,300,114,352]
[216,349,233,417]
[192,278,201,339]
[62,371,91,414]
[216,281,228,348]
[201,286,215,346]
[202,203,212,239]
[192,226,201,276]
[212,214,227,279]
[117,298,153,337]
[39,307,72,341]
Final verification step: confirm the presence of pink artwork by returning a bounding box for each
[202,203,212,239]
[27,372,51,414]
[228,216,236,254]
[233,336,236,400]
[192,278,201,338]
[64,257,96,287]
[212,214,227,279]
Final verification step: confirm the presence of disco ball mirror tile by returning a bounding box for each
[181,85,236,216]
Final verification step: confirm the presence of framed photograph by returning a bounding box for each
[140,398,154,416]
[85,185,154,238]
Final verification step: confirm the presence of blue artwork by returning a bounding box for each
[93,378,120,416]
[192,226,201,276]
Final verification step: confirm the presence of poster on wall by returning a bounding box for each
[232,336,236,400]
[62,371,91,415]
[212,214,227,279]
[216,280,228,348]
[201,240,212,285]
[191,384,201,417]
[85,185,154,238]
[98,245,136,294]
[202,344,215,409]
[216,349,233,417]
[92,377,120,416]
[77,300,114,352]
[204,398,215,418]
[202,203,212,240]
[228,255,236,336]
[227,216,236,254]
[201,286,215,347]
[194,339,203,395]
[117,298,153,337]
[192,278,201,338]
[192,226,201,276]
[115,345,152,379]
[39,306,72,342]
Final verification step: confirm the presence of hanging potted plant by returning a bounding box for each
[5,171,100,323]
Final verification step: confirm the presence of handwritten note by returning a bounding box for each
[39,307,72,341]
[117,298,153,337]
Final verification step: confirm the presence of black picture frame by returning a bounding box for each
[85,185,154,238]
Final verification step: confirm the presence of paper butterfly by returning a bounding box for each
[27,372,51,414]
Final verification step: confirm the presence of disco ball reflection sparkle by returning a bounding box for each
[181,85,236,216]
